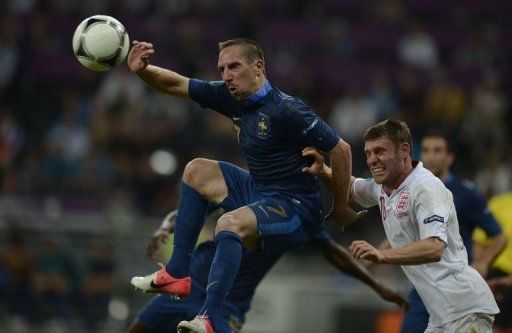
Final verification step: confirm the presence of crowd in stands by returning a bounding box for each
[1,0,511,215]
[0,0,511,330]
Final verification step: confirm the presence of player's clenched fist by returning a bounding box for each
[127,40,155,73]
[349,240,383,263]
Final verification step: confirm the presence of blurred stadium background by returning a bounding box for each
[0,0,511,332]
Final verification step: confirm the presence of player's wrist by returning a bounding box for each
[379,249,389,264]
[319,165,332,180]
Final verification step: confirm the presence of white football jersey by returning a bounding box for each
[351,161,499,326]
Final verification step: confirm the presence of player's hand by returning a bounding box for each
[145,210,177,260]
[377,287,410,311]
[349,240,382,263]
[127,41,155,73]
[326,206,367,231]
[470,261,489,278]
[301,147,326,177]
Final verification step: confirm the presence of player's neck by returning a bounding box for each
[242,77,269,103]
[384,161,414,195]
[250,76,267,94]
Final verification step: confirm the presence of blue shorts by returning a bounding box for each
[401,288,429,333]
[137,291,243,333]
[218,162,321,252]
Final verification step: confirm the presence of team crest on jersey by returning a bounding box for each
[395,192,410,215]
[257,112,270,137]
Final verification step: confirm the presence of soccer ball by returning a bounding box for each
[72,15,129,72]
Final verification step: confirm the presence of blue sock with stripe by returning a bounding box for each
[199,230,242,328]
[166,182,208,278]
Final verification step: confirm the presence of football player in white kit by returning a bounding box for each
[303,119,499,332]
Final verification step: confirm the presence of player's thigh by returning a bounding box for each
[216,161,260,210]
[248,197,310,252]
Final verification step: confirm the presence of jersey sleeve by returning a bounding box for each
[413,179,450,243]
[286,101,340,151]
[464,186,503,237]
[351,178,379,208]
[188,79,236,118]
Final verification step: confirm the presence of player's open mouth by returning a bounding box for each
[373,167,385,175]
[228,86,237,93]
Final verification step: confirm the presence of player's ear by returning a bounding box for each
[399,142,411,157]
[447,152,454,168]
[254,59,265,76]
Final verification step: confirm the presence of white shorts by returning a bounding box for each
[425,313,494,333]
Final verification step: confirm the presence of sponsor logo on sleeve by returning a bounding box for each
[423,215,445,224]
[302,118,319,136]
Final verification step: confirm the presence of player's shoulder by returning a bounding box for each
[271,87,308,112]
[410,168,447,196]
[448,175,485,203]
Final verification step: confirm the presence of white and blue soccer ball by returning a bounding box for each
[72,15,129,72]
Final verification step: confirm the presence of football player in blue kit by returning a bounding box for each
[399,131,506,333]
[129,210,408,333]
[127,38,364,333]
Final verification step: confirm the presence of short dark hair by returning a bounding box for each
[364,119,413,156]
[422,129,454,153]
[218,38,265,64]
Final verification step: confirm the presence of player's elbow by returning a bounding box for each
[430,249,443,262]
[331,138,351,156]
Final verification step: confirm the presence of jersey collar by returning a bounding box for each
[245,80,271,105]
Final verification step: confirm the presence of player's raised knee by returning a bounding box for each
[182,158,215,188]
[216,213,246,236]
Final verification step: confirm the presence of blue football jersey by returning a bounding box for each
[188,79,340,196]
[444,173,502,263]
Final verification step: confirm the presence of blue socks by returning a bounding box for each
[166,182,208,278]
[199,231,243,328]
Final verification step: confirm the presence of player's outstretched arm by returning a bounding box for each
[317,239,409,310]
[349,237,446,265]
[329,139,367,230]
[302,145,366,230]
[329,138,352,212]
[127,41,190,98]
